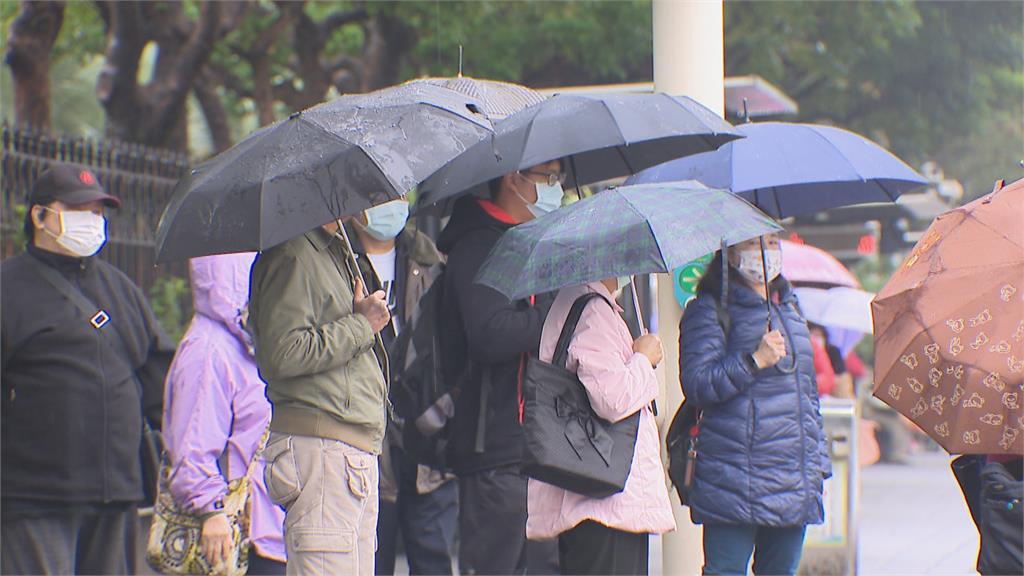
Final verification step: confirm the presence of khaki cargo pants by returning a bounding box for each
[263,433,379,575]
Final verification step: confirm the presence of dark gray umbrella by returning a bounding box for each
[155,83,493,262]
[415,93,741,209]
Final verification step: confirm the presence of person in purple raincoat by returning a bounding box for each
[162,253,287,573]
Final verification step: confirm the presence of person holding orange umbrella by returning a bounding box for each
[871,177,1023,574]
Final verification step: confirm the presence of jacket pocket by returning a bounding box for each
[263,435,302,508]
[289,527,356,574]
[345,452,374,501]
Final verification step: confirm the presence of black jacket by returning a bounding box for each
[437,197,553,475]
[1,245,173,503]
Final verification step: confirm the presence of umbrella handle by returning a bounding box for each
[629,276,647,336]
[759,236,772,331]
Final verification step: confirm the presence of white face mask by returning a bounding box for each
[516,180,564,218]
[735,249,782,285]
[42,208,107,257]
[615,275,632,295]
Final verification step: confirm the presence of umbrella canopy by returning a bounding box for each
[871,178,1024,454]
[793,286,874,356]
[404,76,546,120]
[626,122,928,218]
[416,93,741,209]
[155,83,493,262]
[475,181,782,301]
[781,240,861,288]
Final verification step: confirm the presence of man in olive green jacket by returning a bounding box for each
[249,220,390,576]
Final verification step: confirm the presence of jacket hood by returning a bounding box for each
[437,196,514,254]
[189,252,256,346]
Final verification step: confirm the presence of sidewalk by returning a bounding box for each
[857,450,979,575]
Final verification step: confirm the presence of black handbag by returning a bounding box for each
[666,400,701,506]
[521,293,641,499]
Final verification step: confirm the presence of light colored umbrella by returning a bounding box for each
[794,286,874,356]
[781,240,861,288]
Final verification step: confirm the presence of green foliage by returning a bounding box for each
[850,255,900,365]
[725,0,1023,200]
[397,1,652,85]
[149,275,192,343]
[3,203,30,256]
[3,0,1018,201]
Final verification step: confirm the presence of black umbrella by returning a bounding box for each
[155,83,493,262]
[414,92,741,209]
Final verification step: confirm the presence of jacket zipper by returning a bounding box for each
[78,264,111,502]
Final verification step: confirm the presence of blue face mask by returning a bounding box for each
[518,181,564,218]
[362,200,409,241]
[616,275,632,293]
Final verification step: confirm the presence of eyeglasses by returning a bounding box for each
[520,170,566,187]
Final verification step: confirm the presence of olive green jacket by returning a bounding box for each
[249,227,387,454]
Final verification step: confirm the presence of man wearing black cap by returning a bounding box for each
[1,163,174,574]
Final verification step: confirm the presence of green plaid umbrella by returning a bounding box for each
[476,181,781,300]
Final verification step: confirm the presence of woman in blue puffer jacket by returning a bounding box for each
[680,234,830,576]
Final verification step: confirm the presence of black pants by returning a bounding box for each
[247,549,288,575]
[558,520,648,576]
[0,501,137,575]
[458,467,559,575]
[376,448,458,575]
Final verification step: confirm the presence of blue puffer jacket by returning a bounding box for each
[679,279,828,527]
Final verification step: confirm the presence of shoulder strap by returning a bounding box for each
[245,426,272,479]
[552,293,607,368]
[26,256,134,362]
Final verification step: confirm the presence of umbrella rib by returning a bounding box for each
[807,126,865,184]
[620,191,668,269]
[615,145,637,175]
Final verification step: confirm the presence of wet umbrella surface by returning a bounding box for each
[416,93,741,209]
[475,181,781,301]
[156,83,493,262]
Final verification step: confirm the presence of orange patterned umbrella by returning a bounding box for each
[872,178,1024,454]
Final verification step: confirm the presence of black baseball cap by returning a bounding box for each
[29,164,121,209]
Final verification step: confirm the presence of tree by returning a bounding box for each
[4,1,64,130]
[4,0,1019,197]
[93,1,246,151]
[724,0,1023,198]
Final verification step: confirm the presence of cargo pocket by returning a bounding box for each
[345,452,373,500]
[290,527,356,572]
[263,435,302,508]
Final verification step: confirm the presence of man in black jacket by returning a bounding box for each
[1,164,174,575]
[344,203,459,575]
[437,159,564,575]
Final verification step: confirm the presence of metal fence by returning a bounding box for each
[1,123,191,292]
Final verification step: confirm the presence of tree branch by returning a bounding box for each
[96,0,146,109]
[5,0,65,129]
[194,71,232,153]
[149,0,224,141]
[318,8,368,36]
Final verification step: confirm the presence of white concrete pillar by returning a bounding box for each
[653,1,724,574]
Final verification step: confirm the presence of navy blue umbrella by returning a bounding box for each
[625,122,928,218]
